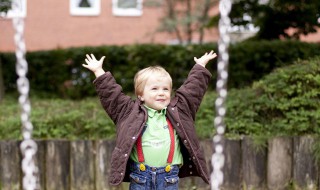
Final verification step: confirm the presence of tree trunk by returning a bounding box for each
[186,0,192,44]
[166,0,183,44]
[199,0,214,44]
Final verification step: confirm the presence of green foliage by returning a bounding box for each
[228,40,320,88]
[1,56,319,140]
[27,49,71,94]
[0,95,115,140]
[1,44,218,99]
[229,0,320,40]
[194,56,320,139]
[1,44,320,139]
[0,96,21,139]
[225,88,264,136]
[2,41,320,99]
[227,56,320,136]
[195,91,216,139]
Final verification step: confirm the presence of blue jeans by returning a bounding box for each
[129,161,180,190]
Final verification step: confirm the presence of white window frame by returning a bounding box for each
[112,0,143,17]
[70,0,101,16]
[0,0,27,19]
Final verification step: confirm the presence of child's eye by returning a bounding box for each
[151,88,157,90]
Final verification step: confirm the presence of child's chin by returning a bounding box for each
[154,105,166,110]
[150,103,169,111]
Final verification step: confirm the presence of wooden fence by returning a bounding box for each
[0,136,319,190]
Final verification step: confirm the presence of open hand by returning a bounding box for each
[194,50,217,67]
[82,54,106,77]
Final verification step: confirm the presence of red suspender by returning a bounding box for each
[136,119,175,165]
[136,131,144,163]
[166,119,175,163]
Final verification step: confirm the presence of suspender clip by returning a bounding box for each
[165,164,171,172]
[139,163,146,171]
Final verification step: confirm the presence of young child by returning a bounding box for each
[82,50,217,189]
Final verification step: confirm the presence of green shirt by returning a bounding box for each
[130,106,183,167]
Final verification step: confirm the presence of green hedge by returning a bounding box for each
[225,56,320,137]
[0,96,116,140]
[193,56,320,139]
[1,56,319,140]
[1,40,320,99]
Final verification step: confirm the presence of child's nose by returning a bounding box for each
[158,90,165,95]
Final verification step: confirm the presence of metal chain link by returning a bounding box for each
[11,0,40,189]
[211,0,232,189]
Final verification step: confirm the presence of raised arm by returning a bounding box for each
[174,51,217,119]
[82,53,134,124]
[82,54,106,77]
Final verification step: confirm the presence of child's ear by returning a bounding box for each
[138,95,144,101]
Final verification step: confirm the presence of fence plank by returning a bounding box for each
[242,137,267,190]
[70,140,95,190]
[35,140,45,189]
[293,136,318,189]
[267,137,292,190]
[45,140,70,190]
[95,140,129,190]
[0,141,21,190]
[221,138,242,190]
[0,137,318,190]
[95,140,110,190]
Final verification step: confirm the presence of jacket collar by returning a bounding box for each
[169,97,178,107]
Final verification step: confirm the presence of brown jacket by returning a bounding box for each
[93,64,212,186]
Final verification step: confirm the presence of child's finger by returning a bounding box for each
[90,54,97,61]
[86,54,93,62]
[99,56,106,62]
[85,59,91,65]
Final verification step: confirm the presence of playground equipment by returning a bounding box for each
[5,0,231,189]
[211,0,231,189]
[10,0,40,189]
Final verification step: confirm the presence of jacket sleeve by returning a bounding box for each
[93,72,134,124]
[175,64,212,120]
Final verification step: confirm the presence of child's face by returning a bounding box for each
[140,75,171,111]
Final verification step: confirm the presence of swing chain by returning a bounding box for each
[211,0,231,189]
[11,0,40,189]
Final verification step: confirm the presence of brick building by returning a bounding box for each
[0,0,220,52]
[0,0,319,52]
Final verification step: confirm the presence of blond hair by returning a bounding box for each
[134,66,172,97]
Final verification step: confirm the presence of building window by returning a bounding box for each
[70,0,101,16]
[112,0,143,17]
[0,0,27,18]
